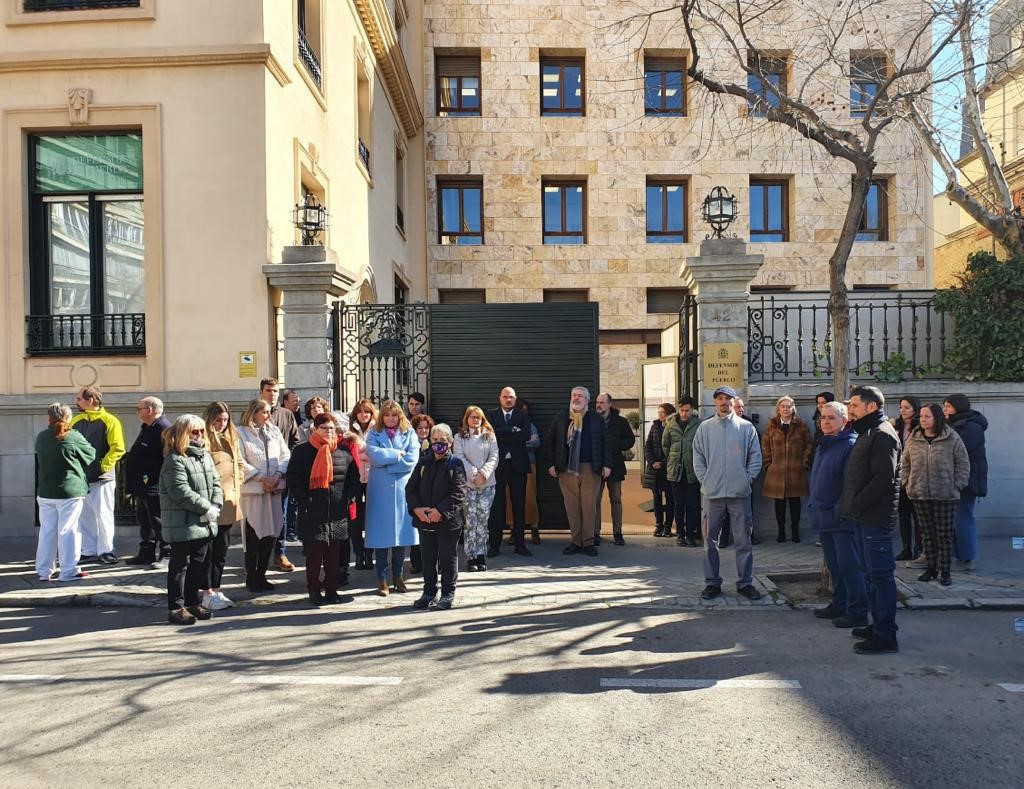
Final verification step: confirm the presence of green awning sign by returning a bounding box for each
[34,133,143,193]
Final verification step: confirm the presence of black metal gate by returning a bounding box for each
[678,294,699,398]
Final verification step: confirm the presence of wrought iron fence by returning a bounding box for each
[26,313,146,356]
[335,303,430,412]
[25,0,139,9]
[297,26,323,89]
[747,292,953,381]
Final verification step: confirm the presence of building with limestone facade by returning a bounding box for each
[423,0,933,406]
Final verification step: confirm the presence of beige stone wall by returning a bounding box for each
[423,0,932,402]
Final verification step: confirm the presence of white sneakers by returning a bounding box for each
[202,591,234,610]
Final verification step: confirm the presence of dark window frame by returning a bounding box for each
[540,57,586,117]
[542,179,587,244]
[543,289,589,302]
[646,179,688,243]
[749,178,789,242]
[436,54,482,117]
[856,179,889,242]
[747,53,787,117]
[850,55,888,119]
[438,289,486,304]
[437,178,484,245]
[646,287,689,314]
[644,57,686,116]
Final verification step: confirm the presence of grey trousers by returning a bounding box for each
[702,496,754,588]
[594,479,623,537]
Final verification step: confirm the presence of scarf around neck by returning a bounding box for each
[309,431,338,490]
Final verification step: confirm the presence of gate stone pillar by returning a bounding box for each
[680,238,764,411]
[263,246,358,407]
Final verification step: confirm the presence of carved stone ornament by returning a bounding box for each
[67,88,92,125]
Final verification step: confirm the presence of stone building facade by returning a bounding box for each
[423,0,932,404]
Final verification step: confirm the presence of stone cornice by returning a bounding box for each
[0,44,291,86]
[353,0,423,138]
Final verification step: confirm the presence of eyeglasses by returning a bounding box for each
[189,429,204,436]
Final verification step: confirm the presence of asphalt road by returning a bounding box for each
[1,603,1021,788]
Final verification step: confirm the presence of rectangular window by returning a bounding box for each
[646,288,688,314]
[749,179,788,242]
[542,180,586,244]
[850,54,886,118]
[395,147,405,233]
[644,56,685,116]
[394,276,408,305]
[28,133,145,355]
[747,53,786,117]
[438,289,486,304]
[856,179,889,241]
[646,180,687,243]
[543,289,588,302]
[436,54,481,117]
[438,179,483,245]
[1015,104,1024,156]
[24,0,139,9]
[297,0,323,91]
[541,57,585,116]
[357,64,371,172]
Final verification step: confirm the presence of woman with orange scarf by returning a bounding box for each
[286,413,360,605]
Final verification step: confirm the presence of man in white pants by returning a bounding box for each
[70,386,126,564]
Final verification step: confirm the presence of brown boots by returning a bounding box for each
[377,579,389,597]
[394,576,408,593]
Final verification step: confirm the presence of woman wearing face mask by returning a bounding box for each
[160,414,223,625]
[454,405,499,572]
[364,399,420,596]
[347,399,377,570]
[761,395,812,543]
[902,403,970,586]
[891,396,921,561]
[407,423,468,610]
[198,402,244,611]
[237,398,290,593]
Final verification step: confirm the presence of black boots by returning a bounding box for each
[791,523,801,543]
[776,525,786,543]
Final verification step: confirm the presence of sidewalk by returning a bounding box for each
[2,533,1020,612]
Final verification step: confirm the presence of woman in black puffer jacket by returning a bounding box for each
[287,413,360,605]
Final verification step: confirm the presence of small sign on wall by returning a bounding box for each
[703,342,745,389]
[238,351,257,378]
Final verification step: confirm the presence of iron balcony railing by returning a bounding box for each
[24,0,139,9]
[396,205,405,231]
[297,26,323,89]
[26,313,146,356]
[358,138,371,171]
[747,292,953,381]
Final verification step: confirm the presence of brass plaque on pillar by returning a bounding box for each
[703,343,744,389]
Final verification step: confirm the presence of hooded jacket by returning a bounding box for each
[662,412,701,483]
[948,409,988,497]
[70,407,125,483]
[158,444,223,543]
[902,425,970,501]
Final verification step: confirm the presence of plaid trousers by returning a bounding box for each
[912,499,957,574]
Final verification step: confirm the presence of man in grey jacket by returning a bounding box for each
[692,386,763,600]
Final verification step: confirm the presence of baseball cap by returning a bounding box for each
[713,386,738,399]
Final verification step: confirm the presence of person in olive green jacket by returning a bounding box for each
[35,403,96,582]
[662,395,702,546]
[159,414,224,625]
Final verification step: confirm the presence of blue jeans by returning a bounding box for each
[374,547,406,581]
[820,530,868,621]
[954,493,978,562]
[855,523,898,640]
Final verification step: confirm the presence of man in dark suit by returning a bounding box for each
[486,386,533,558]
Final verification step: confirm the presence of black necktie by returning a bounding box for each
[505,412,511,425]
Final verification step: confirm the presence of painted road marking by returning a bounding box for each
[232,675,402,686]
[997,683,1024,693]
[0,674,64,683]
[600,678,802,689]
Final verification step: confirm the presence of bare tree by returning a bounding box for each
[611,0,974,396]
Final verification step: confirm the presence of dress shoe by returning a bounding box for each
[832,615,869,629]
[393,576,408,593]
[737,585,761,600]
[514,545,533,557]
[814,604,842,619]
[562,544,582,555]
[940,572,952,586]
[918,568,938,582]
[308,591,325,606]
[854,635,899,654]
[98,552,119,565]
[583,546,598,557]
[186,605,212,621]
[776,531,786,543]
[272,555,295,572]
[323,592,342,604]
[700,585,722,600]
[437,593,455,610]
[413,594,436,609]
[686,537,697,547]
[531,528,542,545]
[168,608,196,625]
[613,534,625,546]
[377,579,389,597]
[851,625,874,639]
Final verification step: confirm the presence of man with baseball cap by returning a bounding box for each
[691,385,763,601]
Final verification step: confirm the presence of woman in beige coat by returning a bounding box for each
[237,398,290,592]
[761,395,812,543]
[199,401,244,610]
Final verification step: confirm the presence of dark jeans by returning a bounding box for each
[856,523,898,640]
[954,492,978,562]
[670,479,702,539]
[652,469,673,530]
[420,529,459,597]
[208,523,232,589]
[488,459,527,550]
[244,523,275,583]
[820,530,868,621]
[135,493,168,559]
[167,536,212,610]
[897,488,920,556]
[375,547,407,581]
[304,540,342,595]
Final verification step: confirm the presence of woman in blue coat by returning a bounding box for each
[364,399,420,596]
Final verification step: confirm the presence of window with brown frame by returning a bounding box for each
[644,56,686,116]
[747,53,786,117]
[437,178,483,245]
[543,289,589,302]
[856,179,889,241]
[850,54,888,119]
[438,289,486,304]
[646,288,689,314]
[749,178,789,242]
[436,54,481,117]
[541,57,585,116]
[646,179,687,242]
[542,180,586,244]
